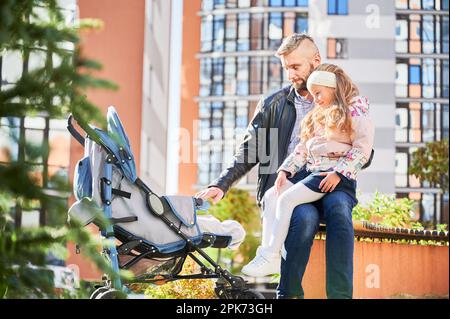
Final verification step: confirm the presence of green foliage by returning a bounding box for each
[352,191,420,229]
[352,192,448,246]
[410,139,449,193]
[202,188,261,272]
[0,0,123,298]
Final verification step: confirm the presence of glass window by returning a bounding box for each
[395,19,408,53]
[409,17,421,53]
[422,0,435,9]
[237,57,249,95]
[237,13,250,51]
[225,14,237,52]
[250,57,263,95]
[409,0,421,9]
[213,15,225,52]
[269,0,282,5]
[214,0,226,9]
[422,103,435,142]
[2,51,22,84]
[395,107,408,142]
[226,0,237,8]
[409,65,421,84]
[423,59,435,98]
[395,151,408,187]
[201,15,213,52]
[327,38,348,59]
[395,0,408,9]
[224,57,236,95]
[200,59,212,97]
[443,16,449,54]
[236,101,248,129]
[396,62,408,97]
[203,0,214,11]
[250,13,264,50]
[268,13,283,50]
[295,14,308,34]
[238,0,251,7]
[328,0,348,15]
[443,104,449,139]
[0,125,19,162]
[422,15,435,54]
[444,0,449,10]
[212,58,224,96]
[443,60,449,98]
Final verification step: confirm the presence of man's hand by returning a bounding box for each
[195,187,224,204]
[318,171,341,192]
[275,171,288,196]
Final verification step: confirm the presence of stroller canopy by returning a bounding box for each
[94,106,137,183]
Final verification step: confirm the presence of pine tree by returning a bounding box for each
[0,0,122,298]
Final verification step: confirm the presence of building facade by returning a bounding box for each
[394,0,449,225]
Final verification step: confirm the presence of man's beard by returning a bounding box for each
[292,82,307,91]
[291,63,315,91]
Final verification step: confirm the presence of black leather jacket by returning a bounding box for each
[209,86,299,204]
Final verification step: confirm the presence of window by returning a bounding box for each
[327,38,348,59]
[396,14,447,54]
[409,65,421,84]
[212,58,224,95]
[395,102,447,143]
[295,14,308,33]
[213,15,225,52]
[201,15,213,52]
[237,13,250,51]
[328,0,348,15]
[268,12,283,50]
[236,57,249,95]
[225,14,237,52]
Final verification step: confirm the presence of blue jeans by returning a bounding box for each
[276,180,357,299]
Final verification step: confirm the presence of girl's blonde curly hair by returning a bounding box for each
[300,63,359,142]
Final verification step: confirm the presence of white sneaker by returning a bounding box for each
[241,248,280,277]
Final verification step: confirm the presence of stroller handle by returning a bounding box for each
[67,114,85,146]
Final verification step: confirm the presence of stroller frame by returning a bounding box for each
[67,114,262,299]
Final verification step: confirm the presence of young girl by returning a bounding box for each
[242,63,375,277]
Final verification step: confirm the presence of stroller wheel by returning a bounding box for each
[96,288,127,299]
[89,286,109,299]
[237,289,265,299]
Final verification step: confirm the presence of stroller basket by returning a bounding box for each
[67,107,262,299]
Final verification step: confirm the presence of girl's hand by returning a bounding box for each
[318,172,341,192]
[275,171,288,196]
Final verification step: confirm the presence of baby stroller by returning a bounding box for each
[67,106,263,299]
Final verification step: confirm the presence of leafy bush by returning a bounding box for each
[352,191,422,229]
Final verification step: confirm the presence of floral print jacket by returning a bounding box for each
[277,96,375,181]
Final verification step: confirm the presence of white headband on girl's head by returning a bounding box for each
[306,70,337,92]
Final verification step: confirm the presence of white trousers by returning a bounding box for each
[261,181,324,256]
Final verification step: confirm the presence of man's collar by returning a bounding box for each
[289,85,314,104]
